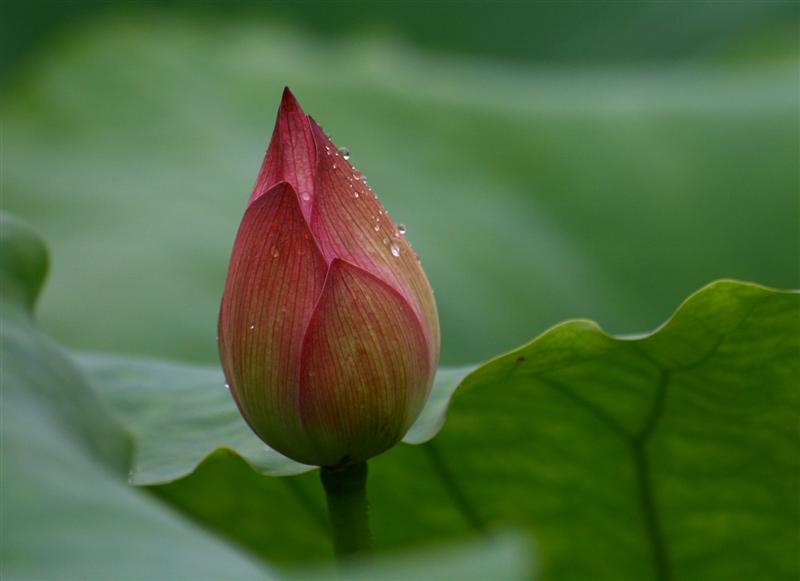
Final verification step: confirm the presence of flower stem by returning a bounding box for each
[320,461,373,563]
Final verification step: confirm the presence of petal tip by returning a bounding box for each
[279,86,303,115]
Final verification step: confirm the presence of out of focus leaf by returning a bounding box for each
[0,214,273,580]
[77,279,799,579]
[2,212,532,580]
[74,351,472,484]
[74,353,311,483]
[2,15,797,366]
[298,533,533,581]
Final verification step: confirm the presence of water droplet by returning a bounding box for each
[249,324,255,330]
[224,383,230,390]
[360,175,368,184]
[338,146,350,160]
[271,247,280,258]
[333,163,337,169]
[301,193,311,201]
[382,237,389,245]
[390,242,401,257]
[373,224,380,232]
[397,224,407,235]
[378,210,383,215]
[354,191,360,198]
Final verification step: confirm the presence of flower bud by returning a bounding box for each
[218,89,440,467]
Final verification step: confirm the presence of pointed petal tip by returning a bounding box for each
[252,89,316,209]
[279,86,303,114]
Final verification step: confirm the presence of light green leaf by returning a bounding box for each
[74,353,312,483]
[2,213,532,579]
[426,280,800,580]
[298,533,533,581]
[75,350,473,484]
[77,277,799,579]
[403,366,475,444]
[0,214,274,580]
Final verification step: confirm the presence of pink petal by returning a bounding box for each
[219,182,327,461]
[249,88,316,220]
[297,259,432,466]
[307,119,440,378]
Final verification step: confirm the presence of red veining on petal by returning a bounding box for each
[219,181,327,461]
[296,258,432,466]
[249,88,316,221]
[222,90,440,465]
[306,119,440,381]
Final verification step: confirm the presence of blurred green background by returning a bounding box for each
[2,1,798,366]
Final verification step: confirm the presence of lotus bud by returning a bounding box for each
[218,88,440,467]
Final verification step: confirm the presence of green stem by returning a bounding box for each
[320,461,373,563]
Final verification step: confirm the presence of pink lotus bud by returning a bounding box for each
[218,89,440,467]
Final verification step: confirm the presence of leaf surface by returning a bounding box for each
[0,214,274,580]
[77,279,799,579]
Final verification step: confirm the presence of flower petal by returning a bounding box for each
[307,119,440,378]
[298,259,432,466]
[249,88,316,220]
[219,181,327,461]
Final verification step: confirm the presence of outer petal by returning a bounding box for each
[219,182,327,462]
[249,88,316,220]
[308,120,440,381]
[298,259,432,466]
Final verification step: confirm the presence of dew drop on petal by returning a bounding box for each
[390,242,401,257]
[338,146,350,160]
[224,383,230,390]
[373,224,380,232]
[354,191,360,198]
[271,247,280,258]
[301,193,311,201]
[397,224,407,235]
[249,324,255,330]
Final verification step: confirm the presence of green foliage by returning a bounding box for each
[433,280,799,580]
[298,533,533,581]
[0,214,273,580]
[77,270,799,579]
[2,15,797,367]
[2,11,797,580]
[72,353,474,484]
[1,213,531,581]
[74,353,310,483]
